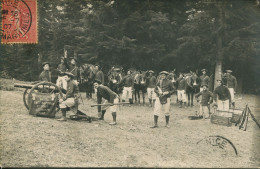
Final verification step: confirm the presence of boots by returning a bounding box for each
[129,98,133,104]
[98,111,102,118]
[149,99,152,107]
[179,101,183,108]
[99,110,106,120]
[184,102,187,108]
[57,108,67,121]
[109,112,117,125]
[150,115,158,128]
[122,100,125,106]
[165,115,170,128]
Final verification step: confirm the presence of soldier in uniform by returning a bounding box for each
[194,84,214,119]
[176,73,187,108]
[199,69,210,92]
[94,64,104,85]
[151,71,175,128]
[57,72,80,121]
[56,57,67,90]
[64,57,79,85]
[120,70,134,104]
[39,62,52,82]
[146,70,157,107]
[224,70,237,107]
[94,79,120,125]
[213,79,231,111]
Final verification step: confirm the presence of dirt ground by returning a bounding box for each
[0,81,260,167]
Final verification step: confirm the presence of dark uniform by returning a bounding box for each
[213,82,231,111]
[39,70,51,82]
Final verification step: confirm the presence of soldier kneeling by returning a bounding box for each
[57,72,81,121]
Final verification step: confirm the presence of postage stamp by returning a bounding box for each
[1,0,37,44]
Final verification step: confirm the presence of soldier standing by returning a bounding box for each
[146,70,157,107]
[224,70,237,107]
[176,73,187,108]
[94,64,105,85]
[194,84,214,119]
[94,79,120,125]
[58,72,79,121]
[120,70,134,104]
[39,62,52,82]
[151,71,174,128]
[64,56,79,85]
[213,79,231,111]
[199,69,210,92]
[56,57,67,90]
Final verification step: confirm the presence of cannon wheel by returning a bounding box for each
[23,81,40,110]
[25,82,63,112]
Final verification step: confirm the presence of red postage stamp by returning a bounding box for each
[1,0,38,44]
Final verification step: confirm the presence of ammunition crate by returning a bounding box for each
[211,111,232,127]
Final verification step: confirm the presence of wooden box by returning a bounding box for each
[211,111,232,127]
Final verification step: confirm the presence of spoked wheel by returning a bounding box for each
[26,82,63,112]
[23,81,40,110]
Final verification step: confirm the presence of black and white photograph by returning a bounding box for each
[0,0,260,168]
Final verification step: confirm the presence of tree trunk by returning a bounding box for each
[214,1,224,89]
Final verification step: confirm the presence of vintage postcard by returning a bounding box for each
[0,0,259,168]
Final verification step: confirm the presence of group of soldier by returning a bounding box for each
[38,56,238,128]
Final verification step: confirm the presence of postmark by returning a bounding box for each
[197,135,238,156]
[1,0,37,44]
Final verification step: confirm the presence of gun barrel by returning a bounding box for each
[14,83,34,89]
[90,102,130,107]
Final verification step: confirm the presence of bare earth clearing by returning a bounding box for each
[0,81,259,167]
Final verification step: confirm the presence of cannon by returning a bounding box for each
[14,81,63,118]
[14,81,66,110]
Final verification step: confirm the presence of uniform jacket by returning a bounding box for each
[57,63,67,76]
[120,75,134,88]
[146,75,157,88]
[97,85,118,112]
[95,70,105,84]
[176,77,186,90]
[195,90,213,106]
[213,85,231,102]
[65,80,79,99]
[225,74,237,91]
[64,58,79,80]
[199,75,210,87]
[154,79,175,98]
[39,70,51,82]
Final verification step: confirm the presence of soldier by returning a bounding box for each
[56,57,67,90]
[94,79,120,125]
[176,73,187,108]
[213,79,231,111]
[199,69,210,92]
[194,84,214,119]
[146,70,157,107]
[39,62,52,82]
[185,73,195,107]
[57,72,80,121]
[150,71,174,128]
[224,70,237,107]
[94,64,105,85]
[64,57,79,85]
[120,70,134,104]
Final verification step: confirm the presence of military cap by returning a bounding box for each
[148,70,154,74]
[201,69,207,72]
[159,71,169,75]
[94,79,102,84]
[42,62,50,67]
[201,84,208,87]
[226,70,232,73]
[64,72,74,78]
[71,58,77,62]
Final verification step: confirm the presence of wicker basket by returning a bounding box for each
[211,110,232,127]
